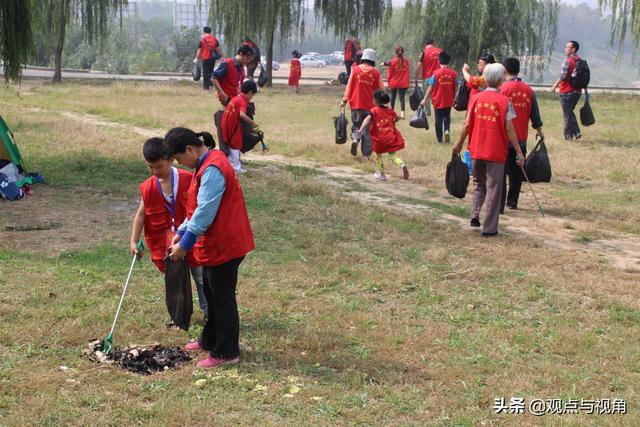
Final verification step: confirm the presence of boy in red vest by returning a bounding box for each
[453,64,525,237]
[193,26,223,91]
[421,51,457,143]
[130,138,208,326]
[414,38,442,115]
[212,45,254,106]
[500,58,544,212]
[551,40,582,140]
[220,80,259,173]
[356,90,409,182]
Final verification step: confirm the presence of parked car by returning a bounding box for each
[300,56,326,68]
[260,56,280,71]
[331,51,344,61]
[318,54,342,65]
[304,52,321,57]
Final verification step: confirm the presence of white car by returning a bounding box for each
[260,55,280,71]
[304,52,321,57]
[331,51,344,61]
[300,56,326,68]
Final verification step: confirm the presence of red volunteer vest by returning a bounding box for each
[289,59,301,86]
[421,46,442,79]
[347,65,381,111]
[221,93,249,150]
[559,55,580,94]
[431,67,457,109]
[186,150,255,266]
[217,58,245,103]
[344,39,360,61]
[387,57,410,89]
[370,107,405,154]
[500,79,534,141]
[200,34,219,60]
[140,168,193,272]
[468,90,510,164]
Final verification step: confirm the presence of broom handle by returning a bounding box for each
[108,252,138,336]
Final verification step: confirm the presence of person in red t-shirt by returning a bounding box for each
[356,90,409,182]
[220,80,259,173]
[383,46,410,119]
[343,31,362,77]
[551,40,582,140]
[194,26,223,91]
[288,50,302,94]
[421,51,457,144]
[340,48,385,157]
[130,137,208,326]
[414,38,442,116]
[453,64,525,237]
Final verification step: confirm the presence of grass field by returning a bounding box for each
[1,80,640,425]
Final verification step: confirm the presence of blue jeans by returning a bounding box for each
[189,266,208,314]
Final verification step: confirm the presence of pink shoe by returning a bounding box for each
[197,355,240,368]
[184,341,203,352]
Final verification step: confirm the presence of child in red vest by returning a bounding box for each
[288,50,302,94]
[421,51,457,143]
[356,90,409,182]
[130,138,208,326]
[220,80,259,173]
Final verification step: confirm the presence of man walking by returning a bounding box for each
[212,45,254,106]
[343,31,362,78]
[551,40,582,140]
[194,26,223,91]
[414,38,442,115]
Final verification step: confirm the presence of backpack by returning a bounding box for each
[570,58,590,89]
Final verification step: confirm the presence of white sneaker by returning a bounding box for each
[237,168,247,174]
[400,111,405,120]
[374,172,387,182]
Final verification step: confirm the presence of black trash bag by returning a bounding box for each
[213,110,230,156]
[333,111,348,144]
[409,106,429,129]
[454,79,470,111]
[338,72,348,85]
[580,91,595,127]
[191,63,201,81]
[242,123,264,153]
[524,137,552,183]
[257,66,268,88]
[164,258,193,331]
[409,84,424,111]
[445,153,470,198]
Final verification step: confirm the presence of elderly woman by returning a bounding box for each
[453,63,525,237]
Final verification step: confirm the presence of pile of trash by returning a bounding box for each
[84,340,192,375]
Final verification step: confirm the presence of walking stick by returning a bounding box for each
[518,160,545,218]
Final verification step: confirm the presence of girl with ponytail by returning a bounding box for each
[383,46,411,119]
[165,126,255,369]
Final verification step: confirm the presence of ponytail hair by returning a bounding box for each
[395,46,406,69]
[164,127,216,155]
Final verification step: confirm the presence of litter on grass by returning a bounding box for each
[84,340,191,375]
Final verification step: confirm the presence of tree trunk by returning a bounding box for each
[53,3,68,83]
[266,12,277,87]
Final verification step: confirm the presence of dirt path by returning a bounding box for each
[12,106,640,271]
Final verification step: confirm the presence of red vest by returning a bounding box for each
[559,55,580,94]
[200,34,219,60]
[386,57,410,89]
[288,59,301,86]
[421,46,442,79]
[347,65,381,111]
[344,39,361,61]
[370,107,405,154]
[468,90,510,164]
[140,168,192,272]
[186,150,255,266]
[221,93,249,150]
[217,58,245,103]
[431,67,457,109]
[500,79,534,141]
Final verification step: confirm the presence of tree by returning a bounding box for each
[402,0,559,72]
[599,0,640,62]
[313,0,392,38]
[0,0,33,82]
[32,0,127,82]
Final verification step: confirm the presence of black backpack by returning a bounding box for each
[571,58,590,89]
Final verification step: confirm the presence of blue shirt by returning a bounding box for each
[212,57,243,83]
[177,151,226,251]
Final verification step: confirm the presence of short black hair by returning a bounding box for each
[502,57,520,75]
[237,45,254,56]
[569,40,580,52]
[425,37,434,45]
[164,128,215,155]
[438,51,451,65]
[143,137,168,162]
[292,50,301,58]
[373,90,390,105]
[479,53,496,64]
[361,59,375,67]
[203,26,211,34]
[241,80,258,94]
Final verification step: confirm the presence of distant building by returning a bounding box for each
[173,0,210,28]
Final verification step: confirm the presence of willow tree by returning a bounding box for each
[403,0,558,72]
[600,0,640,63]
[0,0,33,82]
[32,0,127,82]
[314,0,393,38]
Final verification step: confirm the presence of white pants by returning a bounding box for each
[228,148,242,171]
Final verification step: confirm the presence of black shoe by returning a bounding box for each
[481,231,499,237]
[575,133,582,140]
[499,209,505,215]
[350,141,358,156]
[470,217,481,227]
[506,202,518,210]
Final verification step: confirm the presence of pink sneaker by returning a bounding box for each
[197,355,240,368]
[184,341,203,352]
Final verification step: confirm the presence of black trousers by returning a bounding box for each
[390,88,407,111]
[345,60,354,77]
[247,63,258,81]
[434,108,451,142]
[560,92,581,139]
[198,256,244,358]
[202,58,215,90]
[501,142,527,210]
